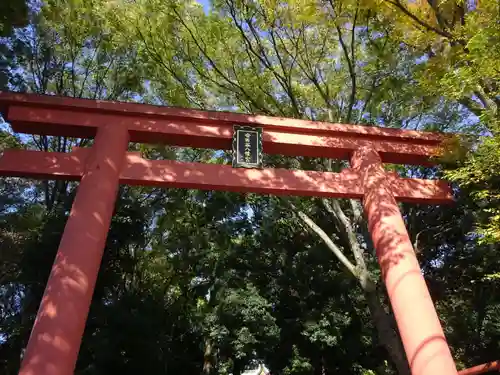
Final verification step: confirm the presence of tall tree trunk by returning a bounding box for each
[365,290,410,375]
[326,198,410,374]
[293,197,410,374]
[203,338,213,375]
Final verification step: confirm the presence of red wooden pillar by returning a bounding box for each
[18,125,129,375]
[351,147,457,375]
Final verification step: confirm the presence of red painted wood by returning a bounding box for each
[122,155,363,198]
[0,149,87,180]
[352,147,458,375]
[458,361,500,375]
[0,149,453,203]
[18,125,129,375]
[0,91,445,142]
[6,106,443,165]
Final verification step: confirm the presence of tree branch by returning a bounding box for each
[328,0,358,123]
[286,200,357,276]
[384,0,454,40]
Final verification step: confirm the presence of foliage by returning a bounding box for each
[375,0,500,243]
[0,0,29,90]
[445,132,500,243]
[1,1,500,375]
[0,0,29,37]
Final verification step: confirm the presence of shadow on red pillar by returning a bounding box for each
[18,125,129,375]
[351,147,458,375]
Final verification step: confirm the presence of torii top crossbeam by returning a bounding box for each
[0,92,465,375]
[0,91,443,163]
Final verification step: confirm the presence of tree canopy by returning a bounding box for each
[1,1,499,375]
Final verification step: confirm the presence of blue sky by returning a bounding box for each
[197,0,211,13]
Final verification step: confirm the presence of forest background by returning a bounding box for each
[1,1,499,374]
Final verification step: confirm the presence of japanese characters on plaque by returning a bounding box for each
[232,125,263,169]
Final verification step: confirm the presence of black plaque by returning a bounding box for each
[232,125,263,168]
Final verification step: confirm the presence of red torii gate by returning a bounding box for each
[0,92,489,375]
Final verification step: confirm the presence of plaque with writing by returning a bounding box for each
[232,125,263,168]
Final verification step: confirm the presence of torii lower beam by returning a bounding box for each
[0,92,457,375]
[0,148,452,203]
